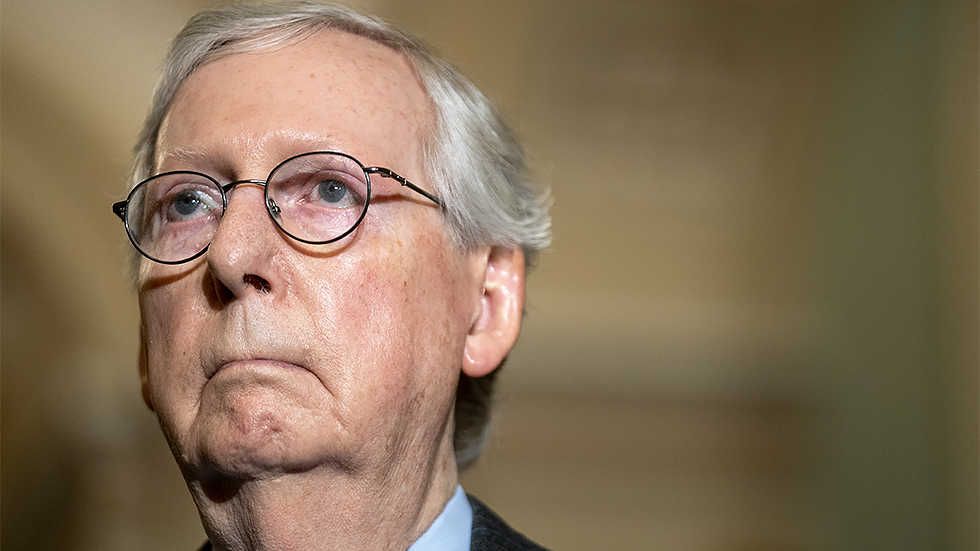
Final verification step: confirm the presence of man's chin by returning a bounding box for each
[186,391,325,468]
[169,424,322,485]
[200,446,295,479]
[188,433,335,481]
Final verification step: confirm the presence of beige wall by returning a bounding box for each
[1,0,975,550]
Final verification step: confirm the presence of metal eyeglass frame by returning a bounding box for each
[112,150,445,265]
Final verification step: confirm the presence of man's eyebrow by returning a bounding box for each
[158,132,348,171]
[156,145,221,171]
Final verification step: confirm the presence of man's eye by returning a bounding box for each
[173,190,202,215]
[316,179,352,205]
[166,189,217,220]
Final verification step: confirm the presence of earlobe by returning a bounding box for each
[462,246,525,378]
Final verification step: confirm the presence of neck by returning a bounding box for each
[187,444,459,551]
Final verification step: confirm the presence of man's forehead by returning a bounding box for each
[157,29,431,172]
[174,29,429,119]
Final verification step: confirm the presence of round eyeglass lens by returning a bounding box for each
[125,171,224,263]
[265,152,371,244]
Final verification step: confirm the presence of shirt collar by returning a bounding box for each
[407,485,473,551]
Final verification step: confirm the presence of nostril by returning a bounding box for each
[243,274,271,293]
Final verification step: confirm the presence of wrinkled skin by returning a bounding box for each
[137,30,524,551]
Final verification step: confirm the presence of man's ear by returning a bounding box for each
[462,246,525,378]
[139,322,154,411]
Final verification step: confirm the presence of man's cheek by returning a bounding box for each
[143,303,201,400]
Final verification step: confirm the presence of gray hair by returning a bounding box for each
[131,1,551,469]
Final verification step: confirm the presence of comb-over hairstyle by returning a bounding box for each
[130,1,551,469]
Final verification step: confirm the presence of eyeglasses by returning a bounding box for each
[112,151,444,264]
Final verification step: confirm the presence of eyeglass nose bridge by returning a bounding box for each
[220,178,269,194]
[219,178,280,216]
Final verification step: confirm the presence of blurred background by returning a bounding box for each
[1,0,976,549]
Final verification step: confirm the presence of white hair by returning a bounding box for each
[130,0,551,469]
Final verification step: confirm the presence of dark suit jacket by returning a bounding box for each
[468,495,548,551]
[196,495,548,551]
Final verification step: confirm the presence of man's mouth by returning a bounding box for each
[206,354,309,380]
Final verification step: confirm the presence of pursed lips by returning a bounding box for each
[198,328,328,390]
[201,329,311,381]
[202,355,334,399]
[203,345,312,380]
[211,358,308,378]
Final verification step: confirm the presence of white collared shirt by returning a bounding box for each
[407,485,473,551]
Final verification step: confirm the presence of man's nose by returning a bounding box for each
[205,183,281,299]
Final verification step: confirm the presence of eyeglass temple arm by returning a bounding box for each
[365,167,445,208]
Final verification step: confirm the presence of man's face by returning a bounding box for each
[139,31,485,483]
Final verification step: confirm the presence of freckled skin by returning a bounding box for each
[138,31,494,550]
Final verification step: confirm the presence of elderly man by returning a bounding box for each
[111,2,551,550]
